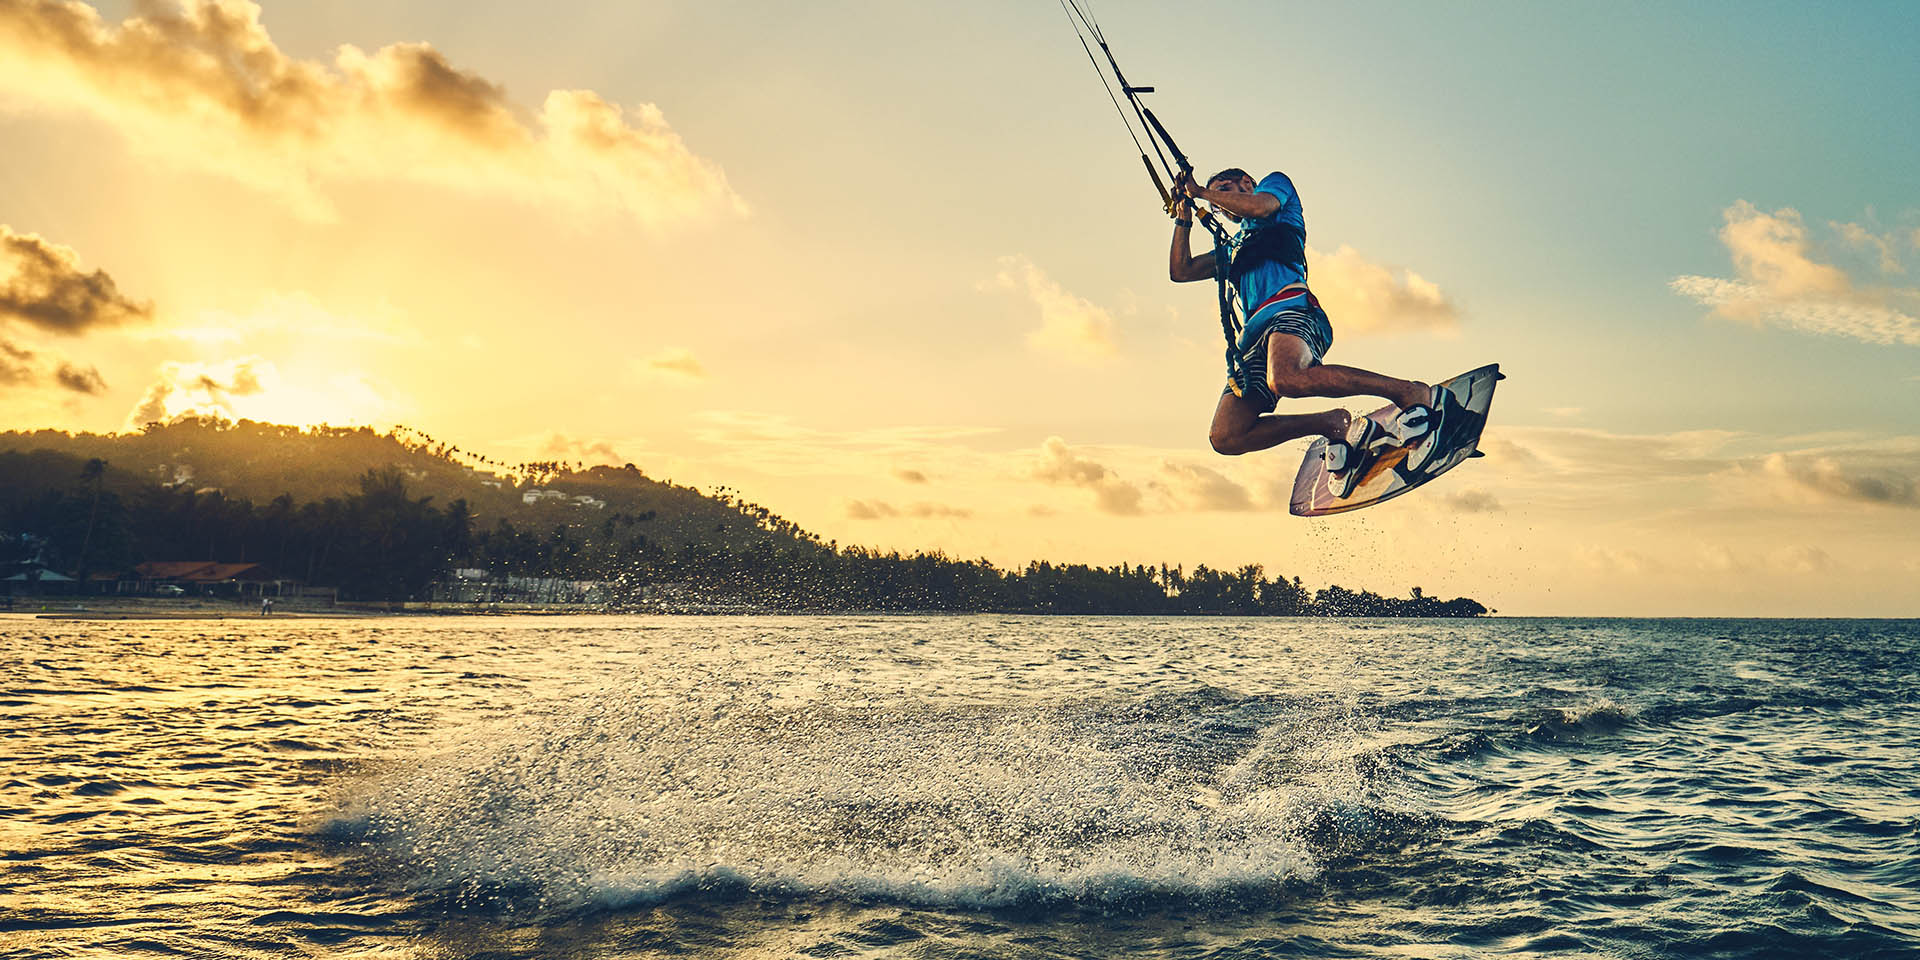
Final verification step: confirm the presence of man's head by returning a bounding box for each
[1204,168,1256,221]
[1205,168,1255,193]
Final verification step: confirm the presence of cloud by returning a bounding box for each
[1719,202,1850,298]
[126,355,269,425]
[1646,542,1840,578]
[1474,432,1542,470]
[0,0,745,225]
[1492,427,1743,483]
[53,362,106,394]
[1034,436,1142,515]
[1,225,151,334]
[1670,201,1920,346]
[1158,460,1254,511]
[1832,221,1904,275]
[894,468,929,484]
[640,347,706,381]
[1305,244,1459,336]
[908,502,972,519]
[0,334,110,394]
[1033,436,1109,486]
[540,434,626,467]
[0,338,32,385]
[1492,424,1920,521]
[1759,451,1917,509]
[1090,483,1144,516]
[846,499,894,520]
[988,256,1119,363]
[845,499,971,520]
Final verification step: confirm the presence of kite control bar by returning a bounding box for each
[1060,0,1241,365]
[1059,0,1228,240]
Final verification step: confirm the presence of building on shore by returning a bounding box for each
[128,561,307,598]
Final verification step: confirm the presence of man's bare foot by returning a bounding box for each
[1321,408,1352,442]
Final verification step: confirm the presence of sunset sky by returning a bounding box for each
[1,0,1916,616]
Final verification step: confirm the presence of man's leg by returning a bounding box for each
[1209,390,1346,456]
[1265,330,1428,410]
[1209,335,1350,456]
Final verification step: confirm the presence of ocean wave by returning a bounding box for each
[1524,698,1639,742]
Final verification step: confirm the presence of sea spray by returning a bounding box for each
[329,678,1406,913]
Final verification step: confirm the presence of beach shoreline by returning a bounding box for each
[3,595,635,620]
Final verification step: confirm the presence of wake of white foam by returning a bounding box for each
[1526,696,1640,741]
[329,684,1402,912]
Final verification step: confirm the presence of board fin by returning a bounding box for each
[1468,449,1486,459]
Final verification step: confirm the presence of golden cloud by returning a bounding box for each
[1305,244,1459,336]
[0,339,111,394]
[0,339,33,386]
[53,362,106,394]
[1832,221,1905,275]
[1034,436,1142,515]
[989,256,1119,363]
[0,0,746,224]
[540,434,626,467]
[0,224,150,396]
[1157,460,1254,511]
[126,355,269,426]
[845,499,972,520]
[1670,201,1920,346]
[641,347,707,381]
[1759,451,1918,509]
[0,225,151,334]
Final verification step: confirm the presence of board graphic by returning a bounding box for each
[1289,363,1503,517]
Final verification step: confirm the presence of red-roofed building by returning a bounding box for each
[132,561,302,597]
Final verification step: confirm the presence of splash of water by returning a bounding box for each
[329,682,1406,913]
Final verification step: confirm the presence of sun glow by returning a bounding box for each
[126,355,400,430]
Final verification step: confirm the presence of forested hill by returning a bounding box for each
[0,418,1489,616]
[1,418,809,557]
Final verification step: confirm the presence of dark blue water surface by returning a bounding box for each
[2,615,1915,959]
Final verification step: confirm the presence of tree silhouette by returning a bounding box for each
[74,457,107,583]
[0,421,1489,614]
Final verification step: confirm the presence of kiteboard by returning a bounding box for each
[1289,363,1503,517]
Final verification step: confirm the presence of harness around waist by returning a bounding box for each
[1250,284,1315,317]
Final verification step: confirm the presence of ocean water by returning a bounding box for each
[2,615,1916,959]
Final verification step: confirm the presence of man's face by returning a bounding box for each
[1206,175,1255,221]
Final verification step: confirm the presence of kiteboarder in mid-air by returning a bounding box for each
[1058,0,1496,510]
[1169,168,1448,493]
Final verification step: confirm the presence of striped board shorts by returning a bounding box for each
[1227,286,1334,411]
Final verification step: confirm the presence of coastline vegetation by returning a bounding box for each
[0,418,1487,616]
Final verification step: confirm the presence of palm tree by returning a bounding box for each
[75,458,107,588]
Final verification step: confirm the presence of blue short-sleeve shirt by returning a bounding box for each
[1216,171,1309,324]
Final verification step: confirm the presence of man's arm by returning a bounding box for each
[1174,170,1283,221]
[1169,196,1217,283]
[1192,183,1280,220]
